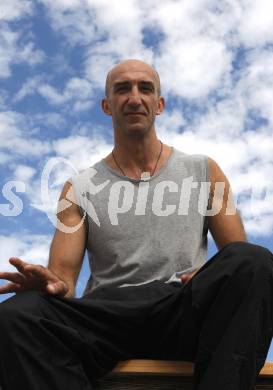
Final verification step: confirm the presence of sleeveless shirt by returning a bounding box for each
[70,147,209,295]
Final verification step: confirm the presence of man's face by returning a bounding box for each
[102,61,164,136]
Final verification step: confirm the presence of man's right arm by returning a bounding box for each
[47,180,88,298]
[0,181,87,297]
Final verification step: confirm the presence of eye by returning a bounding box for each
[141,85,154,93]
[114,84,129,94]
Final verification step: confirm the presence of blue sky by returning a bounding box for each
[0,0,273,360]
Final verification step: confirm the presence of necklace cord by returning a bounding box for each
[112,141,163,178]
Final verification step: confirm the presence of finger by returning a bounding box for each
[9,257,24,264]
[25,265,62,285]
[46,284,59,295]
[0,272,25,284]
[0,282,23,294]
[180,274,192,285]
[9,258,29,273]
[24,265,49,281]
[181,268,199,280]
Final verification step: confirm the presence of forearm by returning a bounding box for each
[47,261,78,298]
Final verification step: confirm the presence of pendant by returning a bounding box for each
[141,171,151,181]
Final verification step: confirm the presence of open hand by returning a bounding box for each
[0,257,69,296]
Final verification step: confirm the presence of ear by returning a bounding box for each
[156,96,165,115]
[101,98,112,116]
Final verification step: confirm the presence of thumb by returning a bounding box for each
[46,284,58,295]
[46,281,67,296]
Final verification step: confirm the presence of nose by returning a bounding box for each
[127,86,141,106]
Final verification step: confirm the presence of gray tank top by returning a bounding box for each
[70,147,209,295]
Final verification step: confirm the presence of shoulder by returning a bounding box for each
[173,148,206,161]
[173,148,208,167]
[174,151,230,185]
[207,157,230,184]
[69,159,106,187]
[173,148,208,179]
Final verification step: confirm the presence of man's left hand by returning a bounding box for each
[180,267,201,285]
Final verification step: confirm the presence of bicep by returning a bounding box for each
[207,158,247,249]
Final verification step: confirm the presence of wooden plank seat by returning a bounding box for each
[95,360,273,389]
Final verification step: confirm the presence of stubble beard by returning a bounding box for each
[115,114,156,138]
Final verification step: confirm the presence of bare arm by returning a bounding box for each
[207,157,247,249]
[0,181,87,297]
[181,157,247,284]
[48,180,87,298]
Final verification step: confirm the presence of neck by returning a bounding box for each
[112,131,162,177]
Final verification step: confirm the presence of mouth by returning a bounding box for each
[124,112,146,116]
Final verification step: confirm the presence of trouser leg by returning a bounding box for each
[192,242,273,390]
[0,241,272,390]
[0,291,94,390]
[0,283,155,390]
[146,241,273,390]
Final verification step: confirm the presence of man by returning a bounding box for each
[0,59,272,390]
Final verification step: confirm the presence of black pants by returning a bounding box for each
[0,241,272,390]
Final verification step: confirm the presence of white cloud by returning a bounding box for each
[28,0,273,100]
[0,26,20,78]
[73,100,93,112]
[39,0,153,89]
[239,0,273,47]
[0,0,44,79]
[13,76,43,102]
[32,112,66,129]
[0,111,52,159]
[0,111,22,138]
[13,165,36,183]
[38,0,96,46]
[35,1,233,101]
[40,0,82,9]
[38,84,67,105]
[240,49,273,127]
[37,77,94,110]
[17,42,45,66]
[188,94,246,139]
[245,215,273,237]
[0,23,44,79]
[52,134,111,171]
[157,109,186,133]
[0,152,11,165]
[0,234,52,272]
[156,38,232,99]
[0,0,33,22]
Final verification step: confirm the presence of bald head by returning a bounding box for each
[104,59,161,97]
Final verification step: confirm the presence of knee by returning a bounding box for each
[226,241,271,255]
[224,241,273,275]
[0,291,47,333]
